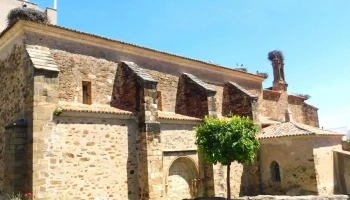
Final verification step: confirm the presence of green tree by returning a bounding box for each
[195,116,260,200]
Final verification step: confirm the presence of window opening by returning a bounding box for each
[157,91,162,111]
[82,81,92,105]
[270,161,281,182]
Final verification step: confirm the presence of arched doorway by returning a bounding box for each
[166,157,200,200]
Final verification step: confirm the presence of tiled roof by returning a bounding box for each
[58,102,134,115]
[229,82,258,99]
[121,61,157,83]
[26,45,60,71]
[183,73,216,94]
[258,122,344,139]
[1,20,265,81]
[158,111,202,121]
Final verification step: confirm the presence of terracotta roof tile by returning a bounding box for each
[183,73,216,94]
[229,82,258,99]
[258,122,344,139]
[158,111,202,121]
[26,45,60,71]
[58,102,133,115]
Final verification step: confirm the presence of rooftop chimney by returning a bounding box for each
[268,50,288,92]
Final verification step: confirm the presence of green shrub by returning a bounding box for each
[53,108,63,116]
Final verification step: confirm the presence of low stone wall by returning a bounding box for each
[233,195,349,200]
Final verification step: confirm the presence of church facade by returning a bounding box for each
[0,20,344,200]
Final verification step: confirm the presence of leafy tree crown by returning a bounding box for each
[195,116,259,166]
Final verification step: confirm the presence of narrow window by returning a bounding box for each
[157,91,162,111]
[82,81,92,105]
[270,161,281,182]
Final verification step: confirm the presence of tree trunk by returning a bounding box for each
[227,163,231,200]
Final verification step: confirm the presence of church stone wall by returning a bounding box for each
[0,42,34,192]
[36,116,139,199]
[51,50,118,104]
[259,91,288,122]
[312,136,342,195]
[259,137,318,195]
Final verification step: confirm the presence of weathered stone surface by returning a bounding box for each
[0,26,332,200]
[234,195,349,200]
[176,73,217,118]
[35,117,139,199]
[223,82,258,119]
[0,44,33,192]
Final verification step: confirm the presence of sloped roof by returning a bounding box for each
[26,45,59,71]
[229,82,258,99]
[258,122,344,139]
[158,111,202,122]
[58,101,133,115]
[0,20,265,82]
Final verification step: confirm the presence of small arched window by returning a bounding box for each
[270,161,281,182]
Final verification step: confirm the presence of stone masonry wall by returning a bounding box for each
[160,122,201,199]
[259,91,288,122]
[303,104,319,128]
[288,96,305,124]
[288,96,319,127]
[222,82,258,119]
[25,31,263,96]
[160,123,197,151]
[176,73,217,118]
[51,50,118,104]
[36,116,139,200]
[259,137,318,195]
[233,195,349,200]
[312,136,342,195]
[0,43,33,192]
[334,150,350,195]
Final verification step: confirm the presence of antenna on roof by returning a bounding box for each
[54,0,57,9]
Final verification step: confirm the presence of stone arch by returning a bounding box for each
[165,156,200,200]
[270,161,281,182]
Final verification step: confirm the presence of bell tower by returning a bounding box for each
[268,50,288,91]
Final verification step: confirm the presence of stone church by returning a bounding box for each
[0,18,346,200]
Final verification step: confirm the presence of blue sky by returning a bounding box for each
[36,0,350,128]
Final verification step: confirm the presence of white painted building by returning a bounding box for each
[0,0,57,32]
[327,126,350,141]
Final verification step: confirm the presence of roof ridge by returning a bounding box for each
[1,20,266,81]
[290,122,314,134]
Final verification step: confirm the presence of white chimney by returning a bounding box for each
[54,0,57,9]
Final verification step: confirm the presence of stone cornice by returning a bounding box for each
[0,20,265,83]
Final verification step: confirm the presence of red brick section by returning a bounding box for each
[175,73,217,118]
[112,61,138,112]
[223,82,258,120]
[117,61,163,199]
